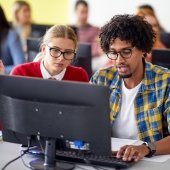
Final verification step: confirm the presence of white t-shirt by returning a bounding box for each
[40,61,66,80]
[112,80,142,140]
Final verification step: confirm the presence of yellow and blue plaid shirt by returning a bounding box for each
[90,62,170,142]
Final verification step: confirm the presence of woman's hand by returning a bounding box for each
[0,60,5,74]
[115,144,150,162]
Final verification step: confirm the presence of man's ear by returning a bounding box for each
[143,53,148,58]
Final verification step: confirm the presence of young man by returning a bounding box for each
[74,0,101,58]
[91,15,170,162]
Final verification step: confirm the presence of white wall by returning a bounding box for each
[69,0,170,32]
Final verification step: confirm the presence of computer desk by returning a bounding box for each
[0,140,170,170]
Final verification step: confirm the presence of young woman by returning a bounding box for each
[0,5,25,74]
[136,8,166,62]
[10,25,89,82]
[12,0,32,52]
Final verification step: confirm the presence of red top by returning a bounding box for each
[0,63,89,130]
[10,62,89,82]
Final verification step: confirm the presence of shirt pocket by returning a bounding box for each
[146,105,163,132]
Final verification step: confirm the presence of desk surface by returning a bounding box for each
[0,141,170,170]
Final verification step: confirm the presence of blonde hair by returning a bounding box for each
[34,25,77,62]
[42,25,77,48]
[12,0,31,25]
[12,0,31,46]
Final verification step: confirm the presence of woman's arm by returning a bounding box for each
[5,30,26,74]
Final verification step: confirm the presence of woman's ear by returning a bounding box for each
[41,44,46,55]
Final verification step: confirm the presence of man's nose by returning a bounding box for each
[116,53,124,63]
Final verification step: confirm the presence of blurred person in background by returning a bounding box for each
[136,7,166,62]
[12,0,32,53]
[0,5,25,74]
[74,0,102,58]
[74,0,110,73]
[136,4,165,32]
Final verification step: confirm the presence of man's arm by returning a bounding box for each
[116,81,170,162]
[116,136,170,162]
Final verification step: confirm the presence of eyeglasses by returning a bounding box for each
[106,47,135,60]
[46,45,76,60]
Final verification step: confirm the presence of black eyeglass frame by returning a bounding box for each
[106,47,135,60]
[46,44,76,61]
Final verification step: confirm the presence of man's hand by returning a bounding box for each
[115,144,150,162]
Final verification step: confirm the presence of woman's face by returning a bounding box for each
[144,15,160,34]
[16,5,31,25]
[42,37,76,76]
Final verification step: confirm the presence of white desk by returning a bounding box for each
[0,141,170,170]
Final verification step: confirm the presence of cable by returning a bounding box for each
[34,138,121,170]
[1,136,31,170]
[1,151,26,170]
[36,134,45,153]
[20,150,35,170]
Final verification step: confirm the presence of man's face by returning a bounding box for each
[108,38,145,79]
[75,4,88,25]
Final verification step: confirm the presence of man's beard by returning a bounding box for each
[119,73,132,78]
[116,64,132,79]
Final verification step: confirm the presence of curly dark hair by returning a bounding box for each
[100,14,156,53]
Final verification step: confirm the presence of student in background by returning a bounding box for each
[12,0,32,53]
[136,8,166,62]
[91,14,170,161]
[74,0,101,58]
[0,5,25,74]
[10,25,89,82]
[136,4,165,32]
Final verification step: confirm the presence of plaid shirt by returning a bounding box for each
[90,62,170,142]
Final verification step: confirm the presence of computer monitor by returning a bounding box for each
[26,37,41,62]
[0,75,111,169]
[160,32,170,48]
[31,24,52,38]
[73,43,92,78]
[152,49,170,69]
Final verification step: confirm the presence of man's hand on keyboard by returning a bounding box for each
[115,144,150,162]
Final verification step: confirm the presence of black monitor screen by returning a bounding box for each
[0,75,111,169]
[152,49,170,69]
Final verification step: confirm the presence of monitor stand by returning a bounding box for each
[29,138,75,170]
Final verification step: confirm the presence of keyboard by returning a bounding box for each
[55,150,135,168]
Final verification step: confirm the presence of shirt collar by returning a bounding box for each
[40,61,66,80]
[138,61,156,92]
[110,60,156,92]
